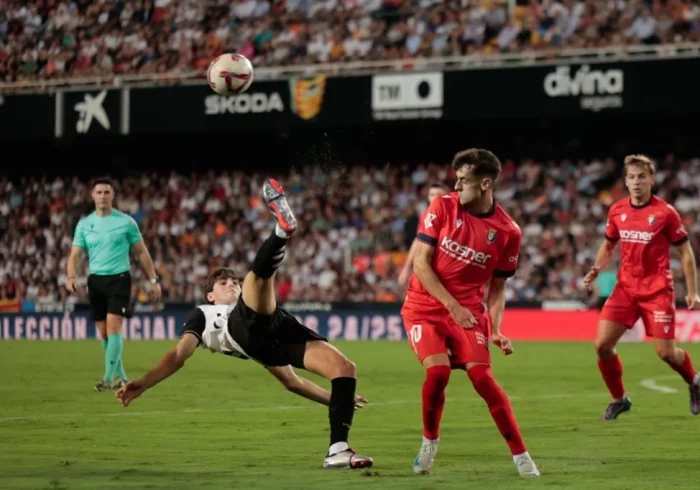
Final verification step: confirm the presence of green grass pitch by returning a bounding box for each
[1,340,699,489]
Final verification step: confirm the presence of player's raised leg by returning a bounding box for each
[465,360,539,477]
[241,179,297,315]
[301,341,373,469]
[594,318,633,419]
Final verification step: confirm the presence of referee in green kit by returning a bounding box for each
[66,177,161,391]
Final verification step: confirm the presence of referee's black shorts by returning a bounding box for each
[87,272,132,322]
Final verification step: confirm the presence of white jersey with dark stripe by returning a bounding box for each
[180,304,249,359]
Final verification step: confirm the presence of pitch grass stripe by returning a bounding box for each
[0,392,612,424]
[639,375,680,394]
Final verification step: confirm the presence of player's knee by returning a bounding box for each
[335,358,356,379]
[656,347,675,364]
[467,364,497,392]
[594,339,616,359]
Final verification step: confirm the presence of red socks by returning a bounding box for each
[670,349,697,385]
[598,354,625,400]
[468,364,527,455]
[422,365,451,440]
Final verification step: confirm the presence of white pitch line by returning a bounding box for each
[640,376,679,394]
[0,392,609,424]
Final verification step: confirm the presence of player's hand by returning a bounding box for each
[115,380,147,407]
[582,267,599,290]
[66,277,77,294]
[492,333,513,356]
[148,282,162,302]
[447,302,478,329]
[686,294,700,310]
[354,395,368,410]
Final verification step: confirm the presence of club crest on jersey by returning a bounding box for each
[648,215,656,225]
[621,214,627,222]
[486,228,497,243]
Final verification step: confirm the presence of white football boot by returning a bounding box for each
[322,449,373,469]
[413,438,439,474]
[514,452,540,477]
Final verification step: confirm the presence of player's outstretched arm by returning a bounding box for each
[583,240,617,289]
[413,241,477,328]
[115,334,199,407]
[677,241,700,309]
[266,366,368,409]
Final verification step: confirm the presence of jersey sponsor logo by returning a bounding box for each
[424,213,437,229]
[619,229,654,243]
[440,236,492,267]
[486,228,497,243]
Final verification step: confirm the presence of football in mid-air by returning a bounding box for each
[207,53,254,96]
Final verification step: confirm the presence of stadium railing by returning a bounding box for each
[1,43,699,93]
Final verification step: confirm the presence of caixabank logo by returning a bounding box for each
[543,64,624,112]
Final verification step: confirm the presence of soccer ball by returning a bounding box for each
[207,53,254,96]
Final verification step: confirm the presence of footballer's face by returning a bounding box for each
[427,186,445,202]
[92,184,114,210]
[454,165,492,205]
[625,165,653,201]
[207,277,241,305]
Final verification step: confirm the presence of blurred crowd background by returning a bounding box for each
[2,0,700,82]
[2,155,699,305]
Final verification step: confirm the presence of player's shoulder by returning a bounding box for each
[113,209,138,224]
[494,204,521,236]
[651,196,678,215]
[608,197,631,213]
[78,211,97,225]
[432,192,459,210]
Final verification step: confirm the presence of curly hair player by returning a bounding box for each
[116,178,373,470]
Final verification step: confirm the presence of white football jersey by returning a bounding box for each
[182,304,249,359]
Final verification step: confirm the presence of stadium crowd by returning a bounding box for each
[1,0,699,83]
[1,155,699,305]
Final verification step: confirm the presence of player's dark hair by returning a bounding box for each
[205,268,243,303]
[90,176,116,190]
[429,182,448,190]
[623,154,655,176]
[452,149,502,180]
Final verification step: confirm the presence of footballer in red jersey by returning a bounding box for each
[584,154,700,420]
[399,182,448,285]
[401,149,539,477]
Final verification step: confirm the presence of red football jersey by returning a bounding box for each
[405,192,522,311]
[605,196,688,297]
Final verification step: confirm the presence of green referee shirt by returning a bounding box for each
[72,209,143,275]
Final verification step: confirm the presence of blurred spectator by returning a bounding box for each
[1,0,699,84]
[1,156,700,305]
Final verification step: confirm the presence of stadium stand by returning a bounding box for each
[1,0,699,82]
[1,156,699,304]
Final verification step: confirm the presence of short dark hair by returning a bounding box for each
[429,182,448,190]
[91,176,115,189]
[451,149,502,180]
[205,268,243,303]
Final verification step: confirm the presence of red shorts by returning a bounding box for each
[401,304,491,367]
[601,285,676,339]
